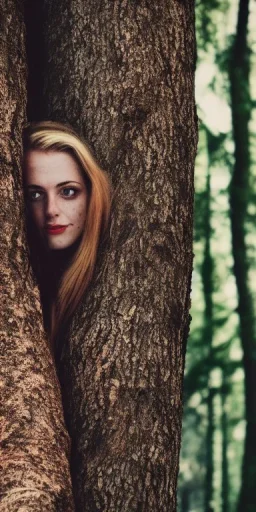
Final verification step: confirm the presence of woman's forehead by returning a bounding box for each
[24,149,84,186]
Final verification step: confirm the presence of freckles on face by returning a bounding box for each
[24,149,88,250]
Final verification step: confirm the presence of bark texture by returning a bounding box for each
[33,1,198,509]
[0,2,74,510]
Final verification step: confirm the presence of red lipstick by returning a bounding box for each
[45,225,68,235]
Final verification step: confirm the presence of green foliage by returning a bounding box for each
[178,1,253,509]
[196,0,230,52]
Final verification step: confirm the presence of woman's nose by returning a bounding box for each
[45,194,60,218]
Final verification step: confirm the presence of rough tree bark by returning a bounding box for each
[228,0,256,510]
[0,2,74,510]
[27,0,198,509]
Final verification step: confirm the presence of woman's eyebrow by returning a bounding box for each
[57,181,82,187]
[26,184,44,189]
[26,181,81,189]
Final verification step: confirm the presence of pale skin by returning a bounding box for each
[24,149,88,250]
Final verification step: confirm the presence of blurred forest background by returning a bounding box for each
[178,0,256,511]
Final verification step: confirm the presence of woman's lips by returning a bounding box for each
[45,225,68,235]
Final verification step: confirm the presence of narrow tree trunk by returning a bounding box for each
[28,1,198,509]
[221,380,229,512]
[180,485,190,512]
[202,131,215,512]
[0,2,74,509]
[205,388,214,512]
[228,1,256,510]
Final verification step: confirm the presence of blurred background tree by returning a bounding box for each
[178,0,256,510]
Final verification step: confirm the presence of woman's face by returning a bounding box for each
[24,149,88,250]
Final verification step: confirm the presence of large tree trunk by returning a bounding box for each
[0,2,74,510]
[228,0,256,510]
[27,1,197,509]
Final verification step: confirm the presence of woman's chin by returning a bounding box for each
[47,235,82,252]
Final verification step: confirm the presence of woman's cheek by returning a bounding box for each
[33,206,44,228]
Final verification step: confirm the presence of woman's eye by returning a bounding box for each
[28,191,42,201]
[61,188,77,198]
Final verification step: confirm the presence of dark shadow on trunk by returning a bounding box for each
[24,0,46,121]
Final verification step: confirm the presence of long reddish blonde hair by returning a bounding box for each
[23,121,112,353]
